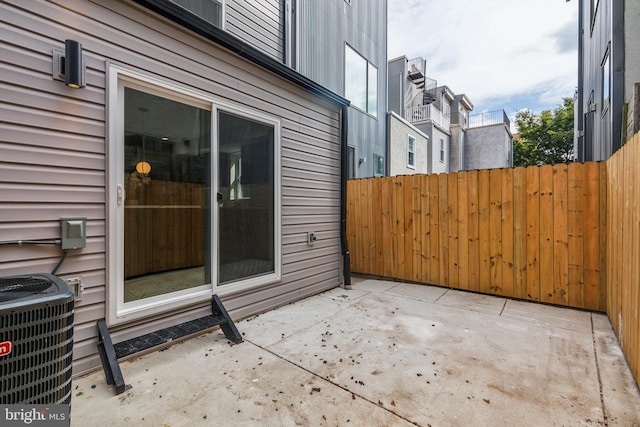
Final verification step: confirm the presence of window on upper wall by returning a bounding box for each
[374,154,384,176]
[344,44,378,117]
[602,47,610,114]
[168,0,224,28]
[407,135,416,168]
[439,138,445,162]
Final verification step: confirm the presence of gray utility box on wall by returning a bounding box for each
[0,274,75,404]
[60,217,87,250]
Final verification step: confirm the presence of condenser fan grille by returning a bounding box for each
[0,278,53,302]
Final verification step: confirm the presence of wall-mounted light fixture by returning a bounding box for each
[359,157,366,165]
[52,39,85,88]
[64,40,83,88]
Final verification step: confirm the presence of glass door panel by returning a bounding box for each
[218,111,275,284]
[123,87,211,302]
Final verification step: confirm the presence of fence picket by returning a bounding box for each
[501,168,515,297]
[420,175,431,282]
[429,174,440,283]
[489,169,503,294]
[439,174,449,286]
[448,172,459,288]
[539,165,554,303]
[467,170,480,291]
[458,172,470,290]
[513,167,527,299]
[568,163,585,308]
[478,169,491,294]
[553,164,569,305]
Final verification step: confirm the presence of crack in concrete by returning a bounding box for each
[245,338,424,426]
[591,313,608,426]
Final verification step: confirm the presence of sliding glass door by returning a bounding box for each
[109,67,281,322]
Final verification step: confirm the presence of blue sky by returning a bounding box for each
[387,0,578,125]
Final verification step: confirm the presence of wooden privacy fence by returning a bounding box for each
[347,163,607,311]
[606,133,640,384]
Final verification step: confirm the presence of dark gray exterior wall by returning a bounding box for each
[577,0,625,160]
[297,0,387,178]
[387,56,407,117]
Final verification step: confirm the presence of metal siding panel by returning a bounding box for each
[297,0,386,178]
[1,0,341,374]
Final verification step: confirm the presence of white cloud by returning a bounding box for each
[388,0,578,114]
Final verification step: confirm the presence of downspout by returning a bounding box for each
[340,105,352,289]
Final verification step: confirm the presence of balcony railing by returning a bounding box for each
[468,110,510,129]
[404,104,450,129]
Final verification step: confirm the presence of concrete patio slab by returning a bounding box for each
[383,281,449,303]
[435,288,507,315]
[71,278,640,426]
[501,299,593,335]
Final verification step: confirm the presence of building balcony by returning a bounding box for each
[469,109,510,129]
[404,104,450,129]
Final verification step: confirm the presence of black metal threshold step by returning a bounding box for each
[113,314,228,359]
[97,295,242,395]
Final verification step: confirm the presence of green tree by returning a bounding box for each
[513,97,574,166]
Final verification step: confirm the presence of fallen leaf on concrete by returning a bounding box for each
[391,400,396,406]
[483,398,490,404]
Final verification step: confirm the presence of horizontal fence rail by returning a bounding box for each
[347,163,607,311]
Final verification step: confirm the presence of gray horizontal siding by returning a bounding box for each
[226,0,284,61]
[1,0,342,376]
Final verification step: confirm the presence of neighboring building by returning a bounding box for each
[387,55,512,174]
[387,112,430,175]
[465,110,514,170]
[0,0,353,376]
[575,0,640,161]
[388,56,452,174]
